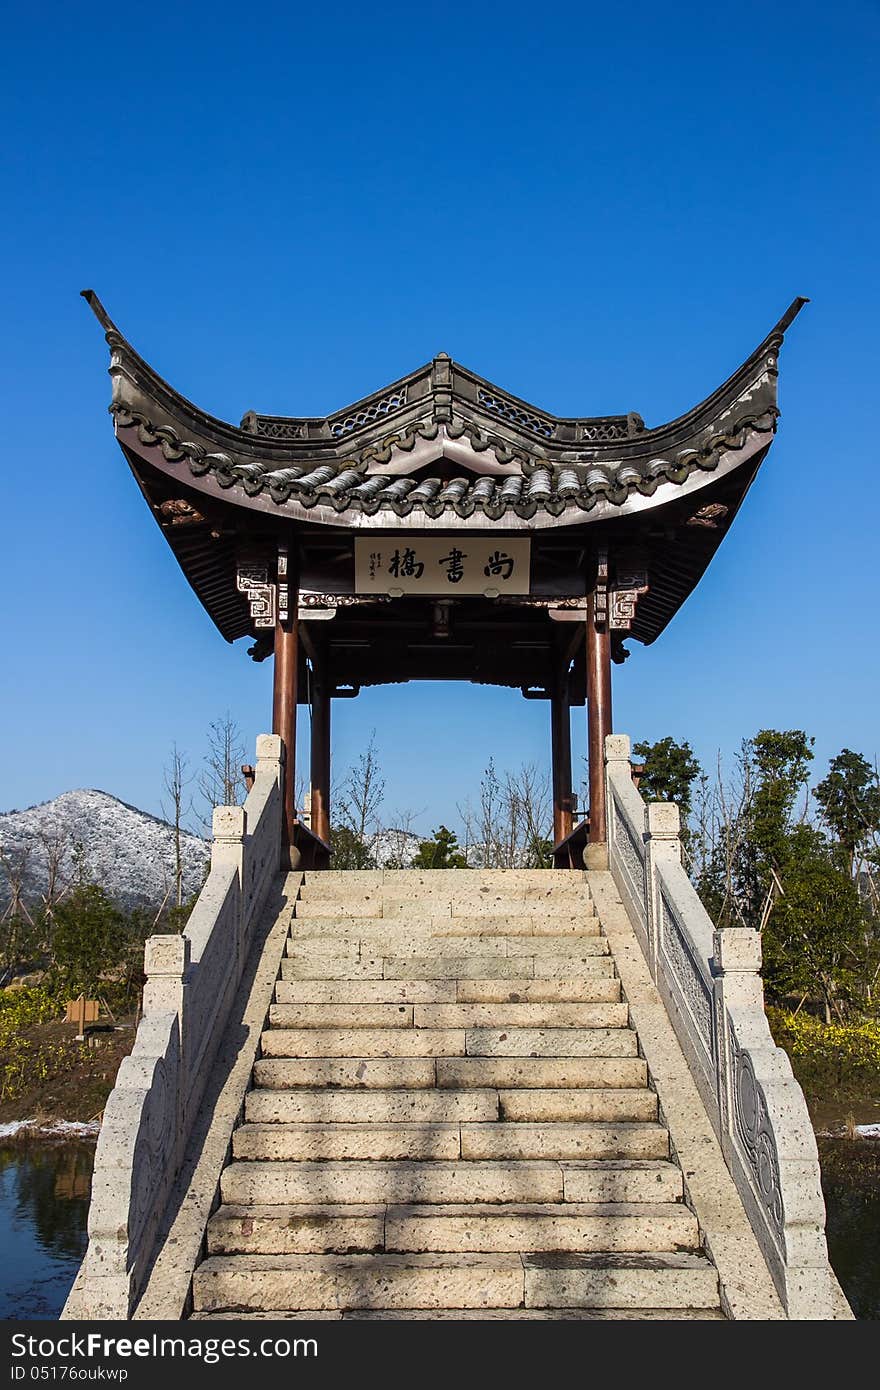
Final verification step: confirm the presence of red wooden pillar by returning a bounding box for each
[310,661,331,847]
[550,665,574,848]
[272,562,299,861]
[586,591,613,844]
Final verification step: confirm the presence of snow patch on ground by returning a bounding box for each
[0,1119,100,1139]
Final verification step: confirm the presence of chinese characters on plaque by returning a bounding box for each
[354,537,531,596]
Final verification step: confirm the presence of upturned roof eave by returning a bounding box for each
[82,290,806,466]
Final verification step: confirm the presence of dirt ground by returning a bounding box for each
[0,1016,137,1126]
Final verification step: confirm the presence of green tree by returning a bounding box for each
[701,729,814,930]
[412,826,468,869]
[814,749,880,876]
[761,825,866,1022]
[329,825,376,870]
[633,737,701,851]
[49,882,128,998]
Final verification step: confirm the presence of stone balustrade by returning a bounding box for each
[62,735,284,1320]
[605,733,836,1319]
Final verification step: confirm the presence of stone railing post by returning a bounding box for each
[141,933,191,1018]
[255,732,283,784]
[604,734,633,853]
[644,802,681,982]
[211,805,246,958]
[605,733,632,777]
[712,926,764,1142]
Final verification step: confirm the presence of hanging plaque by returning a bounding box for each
[354,537,530,596]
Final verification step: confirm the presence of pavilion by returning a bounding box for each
[82,291,806,867]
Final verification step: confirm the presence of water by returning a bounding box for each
[0,1137,876,1319]
[0,1141,94,1319]
[818,1136,880,1321]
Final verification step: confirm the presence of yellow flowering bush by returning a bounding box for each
[768,1006,880,1094]
[0,985,66,1103]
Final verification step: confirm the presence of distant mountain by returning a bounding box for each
[371,828,421,868]
[0,790,209,913]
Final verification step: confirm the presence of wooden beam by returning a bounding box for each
[273,568,300,861]
[586,591,612,844]
[310,657,332,849]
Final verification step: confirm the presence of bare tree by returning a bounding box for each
[162,743,193,909]
[458,760,552,868]
[36,820,71,919]
[0,845,38,983]
[198,713,246,831]
[335,731,386,853]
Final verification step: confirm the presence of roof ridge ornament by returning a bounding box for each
[431,351,453,424]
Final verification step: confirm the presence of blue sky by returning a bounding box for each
[1,1,877,835]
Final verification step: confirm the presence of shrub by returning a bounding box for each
[768,1006,880,1097]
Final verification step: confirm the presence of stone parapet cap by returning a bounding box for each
[713,927,762,973]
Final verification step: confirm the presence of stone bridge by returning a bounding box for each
[62,734,850,1321]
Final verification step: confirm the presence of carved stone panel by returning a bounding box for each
[660,889,713,1057]
[730,1025,785,1247]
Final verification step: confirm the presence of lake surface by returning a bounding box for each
[0,1141,94,1319]
[0,1136,876,1319]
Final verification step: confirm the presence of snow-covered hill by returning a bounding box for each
[0,790,209,913]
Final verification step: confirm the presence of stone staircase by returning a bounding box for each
[191,869,724,1319]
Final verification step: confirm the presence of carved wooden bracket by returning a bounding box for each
[236,561,276,628]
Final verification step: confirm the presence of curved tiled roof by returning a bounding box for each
[110,404,777,522]
[84,291,806,532]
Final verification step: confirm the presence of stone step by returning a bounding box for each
[285,935,606,959]
[208,1204,385,1256]
[463,1028,636,1057]
[459,1123,669,1161]
[498,1089,657,1123]
[438,917,598,936]
[245,1088,500,1125]
[207,1201,698,1256]
[435,1057,648,1090]
[298,873,588,892]
[233,1120,668,1163]
[456,978,619,1002]
[295,899,592,920]
[272,976,619,1004]
[560,1161,682,1203]
[278,950,614,984]
[522,1251,719,1310]
[280,955,385,980]
[268,1003,414,1029]
[192,1252,527,1313]
[382,1202,698,1255]
[260,1028,467,1058]
[273,979,457,1004]
[341,1308,726,1320]
[254,1058,439,1090]
[378,958,540,981]
[304,870,586,887]
[388,900,593,920]
[286,936,512,959]
[273,1002,424,1028]
[233,1122,463,1162]
[297,880,589,902]
[291,916,599,937]
[220,1158,683,1207]
[410,1003,629,1030]
[220,1159,568,1206]
[268,1000,627,1031]
[533,954,617,979]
